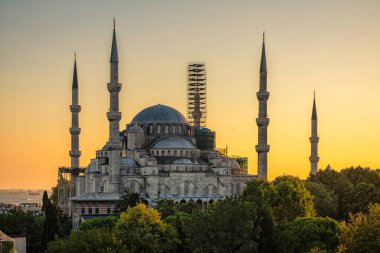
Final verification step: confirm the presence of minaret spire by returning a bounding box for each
[309,92,319,175]
[106,20,122,193]
[69,55,81,200]
[255,33,270,179]
[69,55,81,168]
[110,18,119,64]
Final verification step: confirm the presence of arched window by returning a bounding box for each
[172,125,176,134]
[178,126,182,134]
[149,125,153,135]
[157,125,161,134]
[165,125,169,134]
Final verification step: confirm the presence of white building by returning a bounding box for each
[58,22,259,228]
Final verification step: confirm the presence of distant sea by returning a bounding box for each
[0,189,51,205]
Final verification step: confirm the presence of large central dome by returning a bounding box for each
[131,104,188,124]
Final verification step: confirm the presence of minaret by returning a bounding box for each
[255,33,270,179]
[106,19,122,193]
[106,19,122,150]
[309,92,319,175]
[69,55,81,197]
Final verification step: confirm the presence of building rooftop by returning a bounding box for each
[70,192,120,202]
[131,104,188,124]
[153,136,195,149]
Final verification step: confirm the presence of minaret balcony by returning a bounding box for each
[107,111,122,121]
[70,127,81,135]
[255,144,270,153]
[309,136,319,143]
[106,141,123,150]
[309,156,320,163]
[256,118,270,127]
[69,150,81,157]
[256,91,270,101]
[107,82,122,92]
[70,105,81,113]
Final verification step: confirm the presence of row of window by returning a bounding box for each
[144,124,191,135]
[77,207,113,215]
[151,149,197,156]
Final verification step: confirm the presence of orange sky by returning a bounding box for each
[0,0,380,189]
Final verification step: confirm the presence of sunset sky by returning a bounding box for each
[0,0,379,189]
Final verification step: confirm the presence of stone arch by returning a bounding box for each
[180,199,186,204]
[232,181,246,195]
[179,181,196,196]
[159,183,170,195]
[204,184,218,195]
[124,180,143,194]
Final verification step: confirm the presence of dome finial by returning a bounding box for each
[113,17,115,29]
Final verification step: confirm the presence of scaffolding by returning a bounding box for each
[187,63,207,129]
[57,166,86,214]
[231,156,249,174]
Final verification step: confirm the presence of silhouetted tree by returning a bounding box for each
[275,217,340,253]
[272,175,315,222]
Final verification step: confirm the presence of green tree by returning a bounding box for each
[273,175,315,222]
[0,210,44,253]
[165,212,192,253]
[308,169,353,219]
[341,166,380,187]
[156,199,178,219]
[242,179,276,253]
[184,196,261,253]
[343,182,380,216]
[79,216,118,231]
[50,185,59,206]
[116,203,179,253]
[338,203,380,253]
[42,192,62,250]
[42,190,49,213]
[114,189,146,214]
[275,217,340,253]
[305,181,338,218]
[46,228,126,253]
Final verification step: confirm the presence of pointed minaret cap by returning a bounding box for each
[72,53,78,89]
[110,18,119,63]
[260,32,267,73]
[312,91,317,120]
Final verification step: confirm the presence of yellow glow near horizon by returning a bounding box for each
[0,1,380,189]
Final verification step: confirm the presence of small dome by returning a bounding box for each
[128,124,144,134]
[172,158,193,164]
[229,159,240,169]
[131,104,188,124]
[120,157,138,167]
[153,136,195,149]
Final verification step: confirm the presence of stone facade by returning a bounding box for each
[58,23,256,227]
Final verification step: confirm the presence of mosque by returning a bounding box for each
[58,22,320,228]
[57,23,259,228]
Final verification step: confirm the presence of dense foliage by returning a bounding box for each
[2,166,379,252]
[275,217,340,253]
[46,228,125,253]
[338,203,380,253]
[184,196,261,253]
[307,166,380,220]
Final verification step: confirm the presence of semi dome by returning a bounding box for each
[153,136,194,149]
[172,158,193,164]
[128,124,144,134]
[131,104,188,124]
